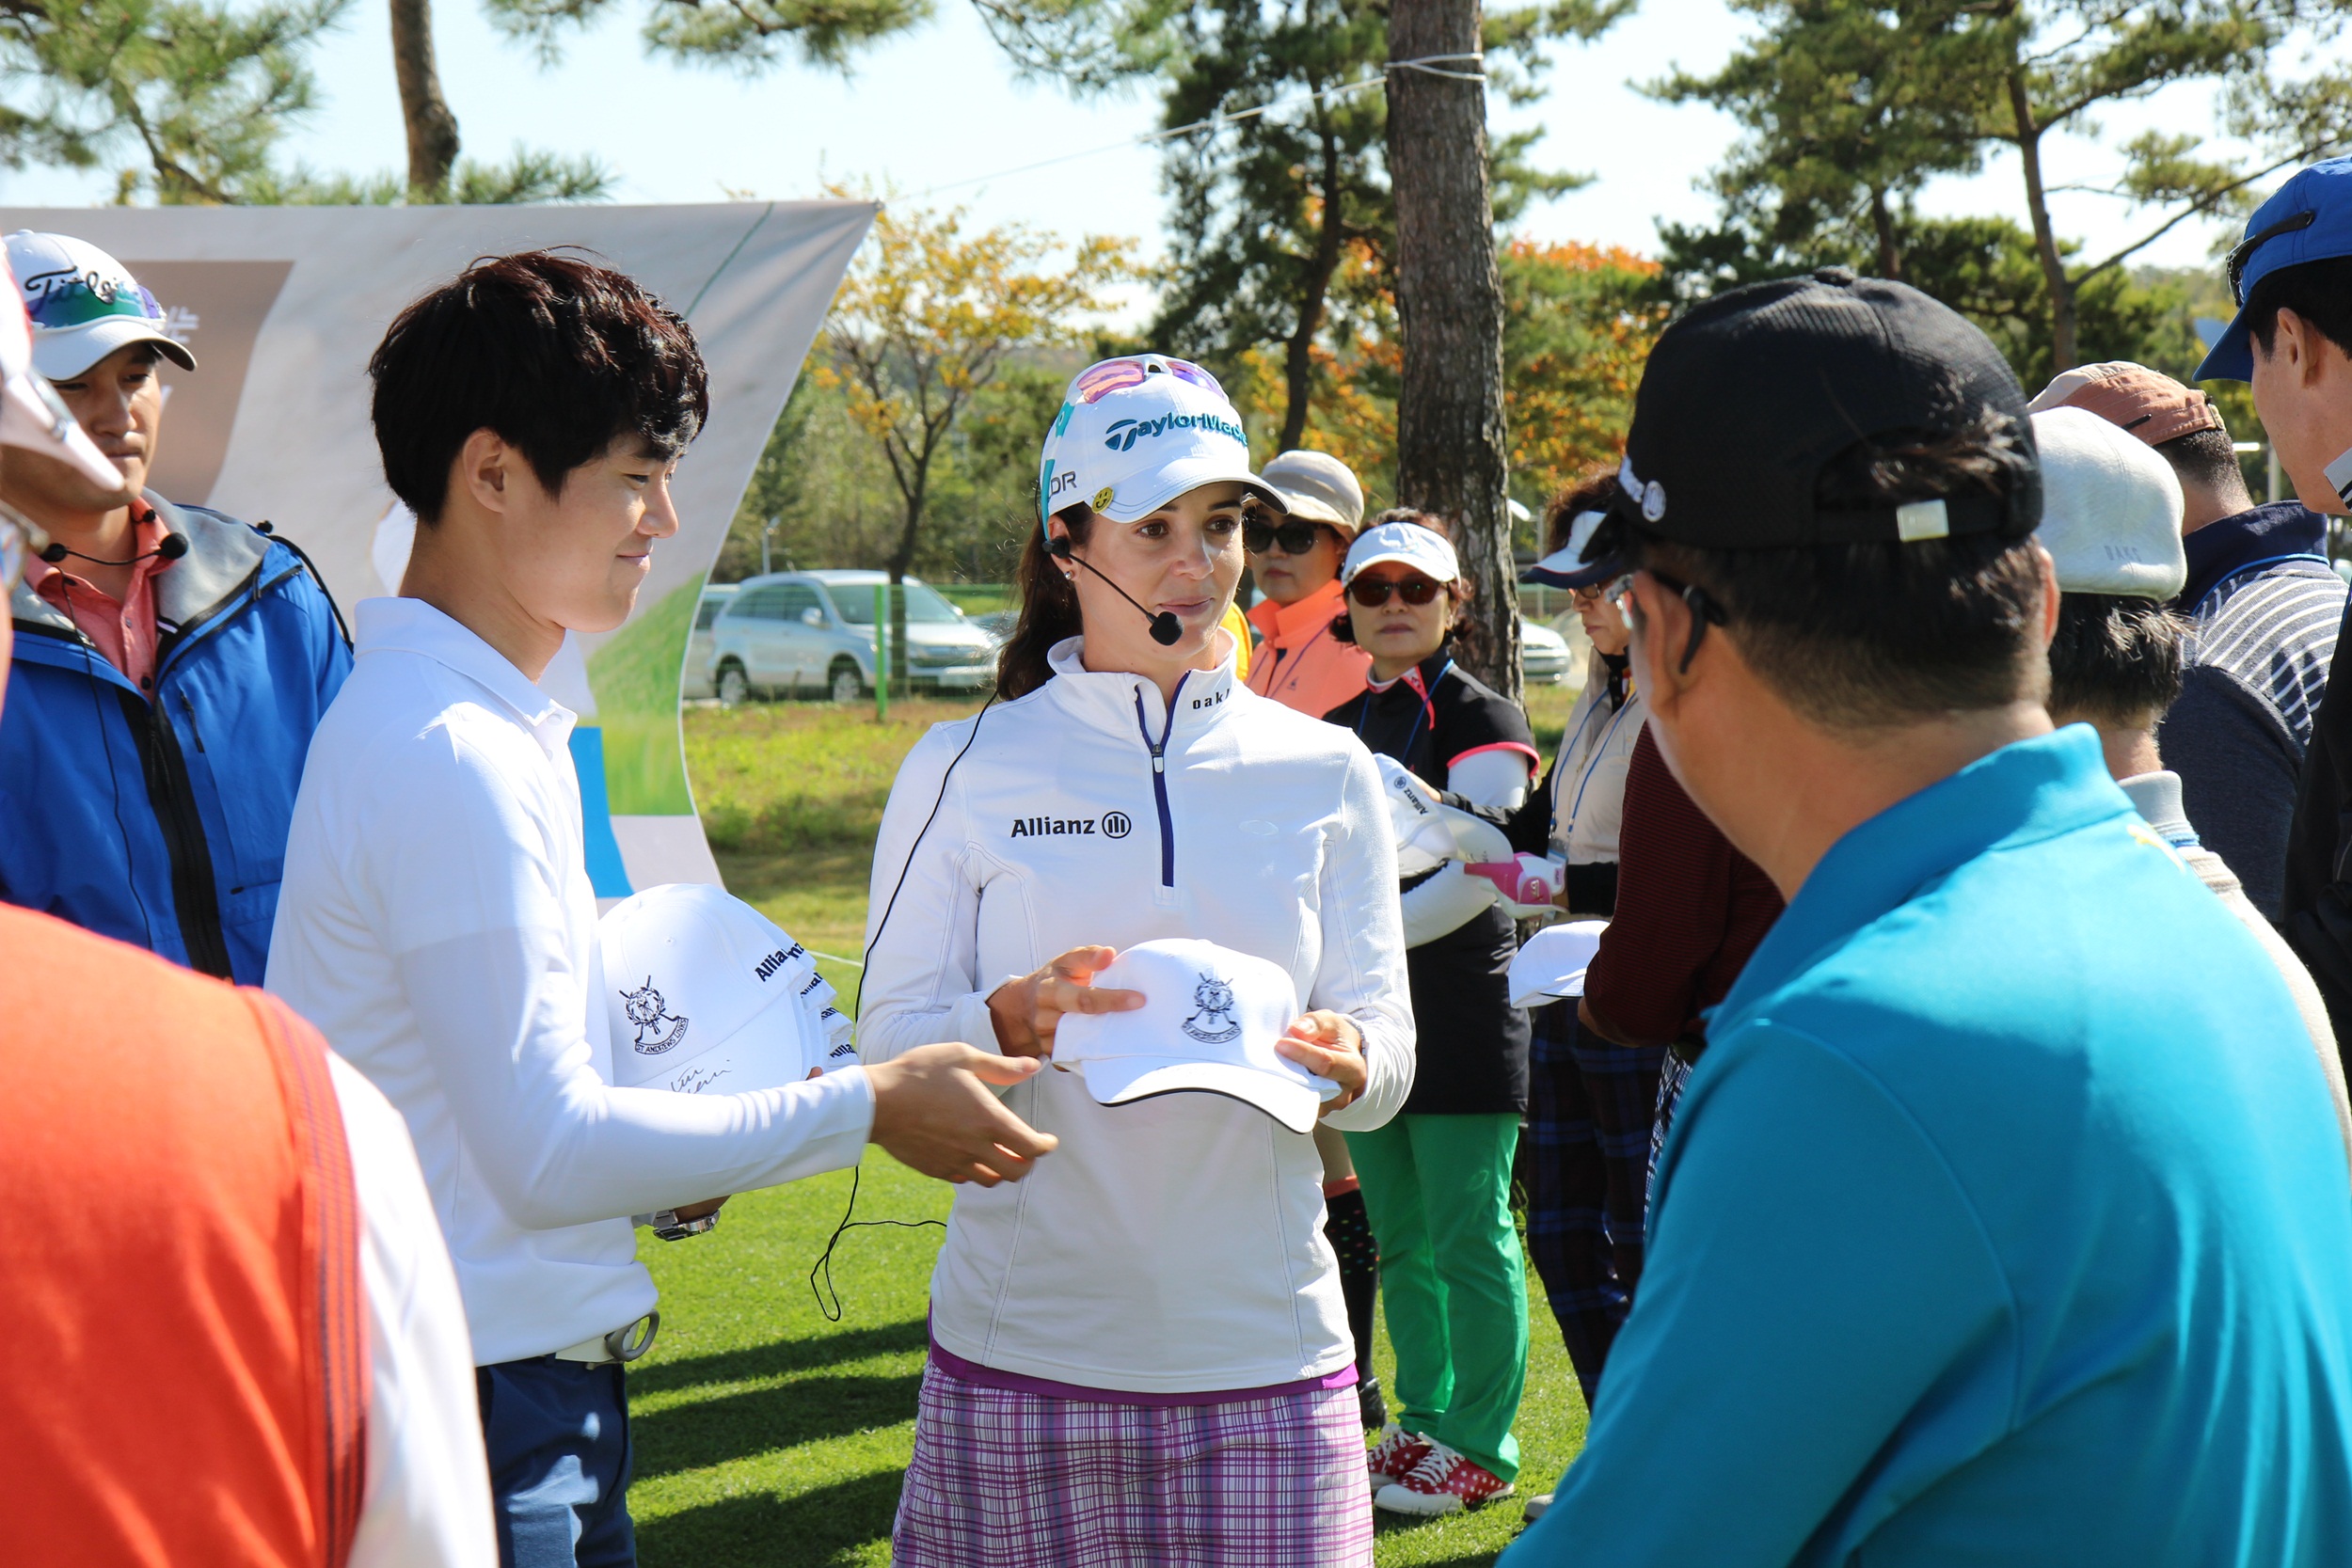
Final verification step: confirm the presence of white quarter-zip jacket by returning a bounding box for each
[859,636,1416,1394]
[269,600,876,1367]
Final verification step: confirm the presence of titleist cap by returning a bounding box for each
[1050,938,1336,1132]
[596,882,855,1096]
[1616,268,2041,548]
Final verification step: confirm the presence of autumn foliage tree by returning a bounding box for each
[818,189,1135,689]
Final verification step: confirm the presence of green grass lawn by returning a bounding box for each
[640,689,1590,1566]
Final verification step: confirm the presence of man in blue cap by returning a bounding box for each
[2202,159,2352,1060]
[1505,267,2352,1565]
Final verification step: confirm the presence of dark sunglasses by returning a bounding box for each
[1245,517,1331,557]
[2229,208,2318,307]
[1636,568,1730,673]
[1347,575,1443,608]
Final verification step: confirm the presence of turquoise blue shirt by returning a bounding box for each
[1509,726,2352,1566]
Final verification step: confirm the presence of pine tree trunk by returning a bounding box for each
[1388,0,1518,700]
[389,0,460,199]
[2006,68,2077,372]
[1279,111,1348,452]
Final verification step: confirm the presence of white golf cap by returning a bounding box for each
[1375,752,1512,876]
[1039,355,1284,528]
[2030,405,2186,599]
[596,883,855,1096]
[6,231,197,382]
[1343,519,1459,586]
[1508,919,1609,1008]
[1050,938,1336,1132]
[1260,449,1365,536]
[0,254,129,492]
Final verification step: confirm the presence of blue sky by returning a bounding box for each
[0,0,2300,308]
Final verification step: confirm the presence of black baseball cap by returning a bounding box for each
[1614,269,2041,549]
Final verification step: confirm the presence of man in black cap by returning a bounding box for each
[1505,271,2352,1565]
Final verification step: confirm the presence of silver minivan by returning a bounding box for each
[708,569,997,705]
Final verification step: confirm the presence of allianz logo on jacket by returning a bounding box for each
[1010,813,1134,840]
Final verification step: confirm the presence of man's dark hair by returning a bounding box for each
[2153,426,2252,497]
[2047,594,2189,729]
[368,249,709,523]
[1613,406,2049,732]
[2247,256,2352,364]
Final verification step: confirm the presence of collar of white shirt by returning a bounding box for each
[354,596,576,759]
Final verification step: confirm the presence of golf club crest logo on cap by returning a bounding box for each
[620,977,691,1056]
[1181,971,1243,1045]
[1092,486,1115,512]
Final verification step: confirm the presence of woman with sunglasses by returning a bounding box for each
[1324,516,1541,1517]
[862,355,1413,1568]
[1505,473,1656,1484]
[1241,448,1389,1431]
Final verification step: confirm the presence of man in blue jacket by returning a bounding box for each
[1508,270,2352,1564]
[0,230,349,983]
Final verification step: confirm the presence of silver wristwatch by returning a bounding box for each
[644,1208,719,1242]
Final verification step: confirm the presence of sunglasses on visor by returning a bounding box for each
[1069,356,1227,405]
[2228,209,2319,307]
[1347,575,1443,608]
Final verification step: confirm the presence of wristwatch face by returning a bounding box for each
[651,1210,719,1241]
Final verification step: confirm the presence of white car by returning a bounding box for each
[1521,620,1573,685]
[681,582,738,700]
[708,570,998,705]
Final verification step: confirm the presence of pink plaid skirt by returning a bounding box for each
[892,1356,1375,1567]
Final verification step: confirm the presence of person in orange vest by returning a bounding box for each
[0,261,494,1566]
[1246,449,1372,715]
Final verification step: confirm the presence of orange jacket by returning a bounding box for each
[1245,580,1372,718]
[1,907,366,1568]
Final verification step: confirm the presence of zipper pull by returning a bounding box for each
[179,690,205,752]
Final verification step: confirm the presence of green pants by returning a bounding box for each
[1345,1112,1528,1481]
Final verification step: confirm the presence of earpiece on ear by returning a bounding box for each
[1047,535,1073,560]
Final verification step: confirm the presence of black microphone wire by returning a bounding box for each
[809,686,999,1322]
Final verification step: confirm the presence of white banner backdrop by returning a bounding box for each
[0,201,873,895]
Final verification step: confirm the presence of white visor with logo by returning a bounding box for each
[596,882,855,1096]
[1050,937,1335,1132]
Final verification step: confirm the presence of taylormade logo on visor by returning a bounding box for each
[1102,411,1247,451]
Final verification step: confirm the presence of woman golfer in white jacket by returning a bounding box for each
[861,355,1415,1568]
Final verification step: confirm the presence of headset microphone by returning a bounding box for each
[1048,535,1183,646]
[40,531,189,568]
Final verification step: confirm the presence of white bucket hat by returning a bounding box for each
[597,883,855,1095]
[1039,355,1284,528]
[1049,938,1337,1132]
[2030,406,2187,599]
[1261,449,1365,536]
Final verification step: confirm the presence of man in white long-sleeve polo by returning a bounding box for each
[267,251,1056,1568]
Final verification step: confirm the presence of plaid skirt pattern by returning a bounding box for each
[1523,999,1668,1404]
[893,1357,1375,1568]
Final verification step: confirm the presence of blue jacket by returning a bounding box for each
[3,497,352,984]
[1510,727,2352,1567]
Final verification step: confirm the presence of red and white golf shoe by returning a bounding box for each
[1374,1439,1515,1516]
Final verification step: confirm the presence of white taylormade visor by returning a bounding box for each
[1050,937,1337,1132]
[596,883,855,1096]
